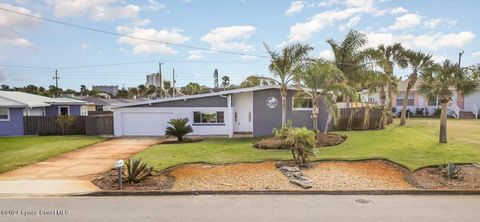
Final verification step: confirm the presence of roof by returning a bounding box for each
[79,97,110,106]
[0,91,86,108]
[113,85,308,109]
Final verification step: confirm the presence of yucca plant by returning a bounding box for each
[441,163,460,180]
[165,118,193,142]
[122,158,153,184]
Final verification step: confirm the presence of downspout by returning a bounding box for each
[220,94,233,138]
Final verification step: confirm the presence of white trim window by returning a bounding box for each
[193,111,225,124]
[58,106,70,116]
[80,106,88,116]
[292,97,313,111]
[0,108,10,121]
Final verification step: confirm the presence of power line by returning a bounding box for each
[0,7,269,59]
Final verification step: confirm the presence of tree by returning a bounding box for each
[128,87,138,98]
[80,85,89,96]
[399,50,433,125]
[1,84,10,90]
[240,75,273,88]
[137,84,147,97]
[327,30,369,92]
[165,118,193,142]
[418,60,479,143]
[367,43,408,124]
[265,42,313,127]
[221,75,230,88]
[181,82,203,95]
[297,59,357,133]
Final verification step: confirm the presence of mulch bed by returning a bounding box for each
[412,164,480,189]
[91,169,175,191]
[253,132,347,149]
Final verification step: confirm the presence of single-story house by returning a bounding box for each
[360,80,480,119]
[0,91,88,136]
[112,85,330,137]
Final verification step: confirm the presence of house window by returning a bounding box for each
[59,106,70,116]
[396,92,414,106]
[193,111,225,124]
[292,97,313,110]
[0,108,9,121]
[80,106,88,116]
[234,112,238,122]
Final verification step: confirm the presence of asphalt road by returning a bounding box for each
[0,195,479,222]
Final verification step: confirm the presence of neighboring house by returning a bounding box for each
[92,85,118,97]
[0,91,87,136]
[80,97,111,112]
[360,80,480,118]
[112,85,330,137]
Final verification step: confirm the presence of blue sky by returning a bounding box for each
[0,0,479,90]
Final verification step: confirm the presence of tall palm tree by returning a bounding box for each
[296,59,357,133]
[418,60,479,143]
[327,30,369,92]
[264,42,313,127]
[399,50,433,125]
[367,43,408,124]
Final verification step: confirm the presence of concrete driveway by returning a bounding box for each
[0,137,163,195]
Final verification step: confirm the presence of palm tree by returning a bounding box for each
[296,59,357,133]
[327,30,369,92]
[399,50,433,125]
[264,42,313,127]
[181,82,203,95]
[367,43,408,124]
[418,60,479,143]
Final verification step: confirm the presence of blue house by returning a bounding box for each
[0,91,88,136]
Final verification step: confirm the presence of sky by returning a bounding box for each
[0,0,479,90]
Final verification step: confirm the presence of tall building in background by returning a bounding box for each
[92,85,118,97]
[146,73,163,89]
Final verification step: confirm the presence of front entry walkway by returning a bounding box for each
[0,137,163,195]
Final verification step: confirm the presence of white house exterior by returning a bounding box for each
[112,86,330,137]
[359,80,480,118]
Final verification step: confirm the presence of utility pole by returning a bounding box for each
[159,62,164,97]
[52,69,60,98]
[172,68,176,97]
[458,50,464,68]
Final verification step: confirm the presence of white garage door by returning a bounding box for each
[121,112,174,136]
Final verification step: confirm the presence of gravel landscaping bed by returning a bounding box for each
[91,169,175,191]
[413,164,480,189]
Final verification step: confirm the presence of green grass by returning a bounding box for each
[136,118,480,171]
[0,136,107,173]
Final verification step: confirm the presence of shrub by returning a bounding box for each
[122,158,153,183]
[57,115,75,134]
[274,126,317,167]
[272,120,293,146]
[165,118,193,142]
[415,108,425,116]
[432,107,441,117]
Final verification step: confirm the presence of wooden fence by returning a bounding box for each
[24,116,113,136]
[332,107,384,131]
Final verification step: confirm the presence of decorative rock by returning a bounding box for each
[279,166,300,172]
[290,178,313,189]
[277,165,313,189]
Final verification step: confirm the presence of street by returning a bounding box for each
[0,195,479,221]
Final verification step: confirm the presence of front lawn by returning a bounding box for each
[136,119,480,171]
[0,136,107,173]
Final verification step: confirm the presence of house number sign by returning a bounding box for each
[266,97,278,109]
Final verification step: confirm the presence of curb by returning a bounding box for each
[80,189,480,196]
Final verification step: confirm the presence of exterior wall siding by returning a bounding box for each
[0,108,24,136]
[134,96,228,107]
[252,89,328,137]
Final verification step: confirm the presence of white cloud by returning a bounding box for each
[365,31,475,51]
[424,18,457,29]
[116,26,190,55]
[49,0,140,21]
[201,26,256,52]
[339,16,361,31]
[286,1,306,16]
[188,50,204,60]
[143,0,166,11]
[431,55,452,63]
[388,13,422,30]
[318,49,334,60]
[0,3,39,48]
[81,43,90,50]
[472,52,480,57]
[389,7,408,15]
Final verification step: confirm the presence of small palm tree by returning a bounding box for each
[265,42,313,127]
[418,60,479,143]
[296,59,357,133]
[399,50,433,125]
[366,43,408,124]
[165,118,193,142]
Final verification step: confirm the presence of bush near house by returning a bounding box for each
[165,118,193,142]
